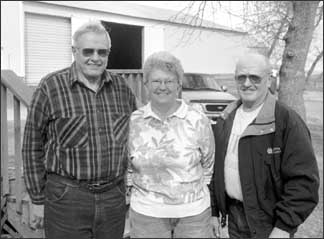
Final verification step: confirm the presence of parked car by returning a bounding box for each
[181,73,237,124]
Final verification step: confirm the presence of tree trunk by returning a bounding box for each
[278,1,319,121]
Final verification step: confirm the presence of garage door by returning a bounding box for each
[25,13,72,85]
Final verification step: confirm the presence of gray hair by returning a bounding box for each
[235,51,271,76]
[143,51,184,85]
[72,20,111,49]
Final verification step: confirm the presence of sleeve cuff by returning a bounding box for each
[274,219,298,235]
[31,198,45,205]
[26,191,45,205]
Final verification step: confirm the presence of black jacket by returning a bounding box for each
[210,93,319,238]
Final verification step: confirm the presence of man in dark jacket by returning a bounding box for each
[210,52,319,238]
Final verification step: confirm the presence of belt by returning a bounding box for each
[227,196,243,206]
[47,173,123,193]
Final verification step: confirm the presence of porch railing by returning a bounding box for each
[1,69,34,237]
[110,69,146,105]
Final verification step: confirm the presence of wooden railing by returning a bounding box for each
[110,69,147,105]
[1,70,34,237]
[1,69,145,238]
[1,70,33,208]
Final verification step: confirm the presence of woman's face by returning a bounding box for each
[146,68,180,109]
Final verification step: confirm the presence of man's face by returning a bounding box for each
[235,57,271,109]
[72,32,110,82]
[146,68,180,108]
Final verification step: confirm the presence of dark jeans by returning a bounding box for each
[44,175,126,239]
[227,198,252,239]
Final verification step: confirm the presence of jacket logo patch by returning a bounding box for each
[267,147,281,154]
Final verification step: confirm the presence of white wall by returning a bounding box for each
[1,1,24,76]
[164,25,249,74]
[143,25,165,60]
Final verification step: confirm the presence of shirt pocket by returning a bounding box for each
[111,112,130,144]
[55,115,89,148]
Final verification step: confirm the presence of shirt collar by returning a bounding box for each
[69,61,112,88]
[142,99,188,120]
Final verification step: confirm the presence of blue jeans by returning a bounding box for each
[44,175,126,239]
[129,207,213,238]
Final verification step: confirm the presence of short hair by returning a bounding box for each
[235,51,271,76]
[143,51,184,85]
[72,20,111,49]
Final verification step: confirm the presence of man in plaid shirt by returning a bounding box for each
[22,20,137,239]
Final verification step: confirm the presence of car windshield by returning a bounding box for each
[182,74,222,91]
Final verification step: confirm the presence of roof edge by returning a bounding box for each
[37,1,246,34]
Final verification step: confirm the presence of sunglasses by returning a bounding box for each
[235,74,263,84]
[76,48,110,57]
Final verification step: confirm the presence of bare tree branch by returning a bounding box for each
[314,4,323,28]
[306,50,323,82]
[268,11,289,57]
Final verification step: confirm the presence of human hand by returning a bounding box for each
[211,216,221,238]
[268,227,290,238]
[30,204,44,229]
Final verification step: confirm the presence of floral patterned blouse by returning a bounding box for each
[128,99,215,217]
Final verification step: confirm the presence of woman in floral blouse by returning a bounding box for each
[127,51,215,238]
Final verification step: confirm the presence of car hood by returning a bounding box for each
[182,90,237,102]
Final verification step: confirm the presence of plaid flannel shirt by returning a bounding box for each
[22,62,137,204]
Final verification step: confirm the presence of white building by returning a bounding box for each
[1,1,249,85]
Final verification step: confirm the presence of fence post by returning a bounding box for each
[137,73,146,104]
[14,96,23,213]
[1,85,9,196]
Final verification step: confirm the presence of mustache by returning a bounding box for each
[240,86,255,90]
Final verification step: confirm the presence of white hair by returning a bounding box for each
[72,20,111,49]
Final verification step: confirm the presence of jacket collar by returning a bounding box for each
[221,92,277,137]
[222,92,276,122]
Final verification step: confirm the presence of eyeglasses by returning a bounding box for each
[76,48,110,57]
[235,74,263,84]
[151,80,177,88]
